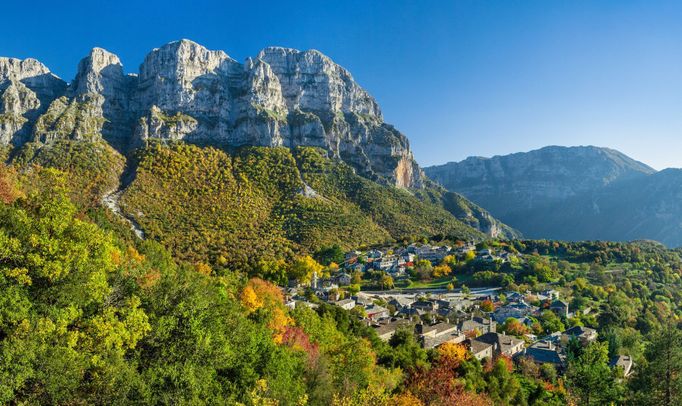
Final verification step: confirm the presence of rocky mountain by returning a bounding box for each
[0,58,66,145]
[424,146,682,246]
[518,168,682,247]
[0,39,514,240]
[0,39,422,188]
[425,146,655,218]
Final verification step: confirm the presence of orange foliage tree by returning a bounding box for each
[480,299,495,312]
[501,318,530,337]
[0,164,23,204]
[404,344,492,405]
[240,278,292,343]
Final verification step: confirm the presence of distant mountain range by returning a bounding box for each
[425,146,682,247]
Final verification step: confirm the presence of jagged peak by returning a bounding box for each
[74,48,124,82]
[257,47,340,69]
[257,46,327,58]
[0,56,59,81]
[257,46,300,57]
[162,38,206,49]
[70,48,126,97]
[81,47,123,68]
[139,39,237,80]
[148,39,234,63]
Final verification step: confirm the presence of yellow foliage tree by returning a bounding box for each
[438,342,468,363]
[269,306,293,344]
[242,278,293,344]
[442,255,457,267]
[391,391,425,406]
[289,255,323,284]
[241,285,264,313]
[194,262,212,276]
[432,264,452,278]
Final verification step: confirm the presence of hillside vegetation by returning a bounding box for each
[119,143,484,271]
[11,140,125,207]
[1,167,679,405]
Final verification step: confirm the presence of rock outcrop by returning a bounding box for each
[0,57,66,145]
[0,39,516,238]
[1,39,423,187]
[69,48,134,148]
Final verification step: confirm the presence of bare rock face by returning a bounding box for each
[33,95,106,143]
[128,40,422,187]
[1,40,423,187]
[135,105,199,141]
[69,48,134,148]
[256,46,421,187]
[256,47,381,118]
[0,58,66,145]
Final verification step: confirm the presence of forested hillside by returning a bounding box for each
[119,142,486,271]
[4,139,488,271]
[1,159,680,405]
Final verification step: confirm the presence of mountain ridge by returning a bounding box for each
[430,145,655,172]
[0,40,517,254]
[1,39,423,188]
[424,145,682,247]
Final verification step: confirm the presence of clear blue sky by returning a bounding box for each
[3,0,682,169]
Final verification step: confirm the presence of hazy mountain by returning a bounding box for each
[516,168,682,247]
[423,146,682,246]
[425,146,655,217]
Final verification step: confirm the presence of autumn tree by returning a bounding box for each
[289,255,324,284]
[500,318,530,337]
[480,299,495,312]
[432,264,452,278]
[379,274,394,290]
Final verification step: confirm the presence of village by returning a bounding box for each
[283,242,634,379]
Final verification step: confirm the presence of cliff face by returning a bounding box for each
[0,39,421,188]
[0,39,517,238]
[0,58,66,145]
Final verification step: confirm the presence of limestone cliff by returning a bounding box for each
[0,57,66,145]
[0,39,516,237]
[1,40,423,188]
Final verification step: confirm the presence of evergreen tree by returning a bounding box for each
[565,342,624,405]
[629,323,682,405]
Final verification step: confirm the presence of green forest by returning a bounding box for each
[0,140,680,405]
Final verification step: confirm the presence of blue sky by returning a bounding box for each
[3,1,682,169]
